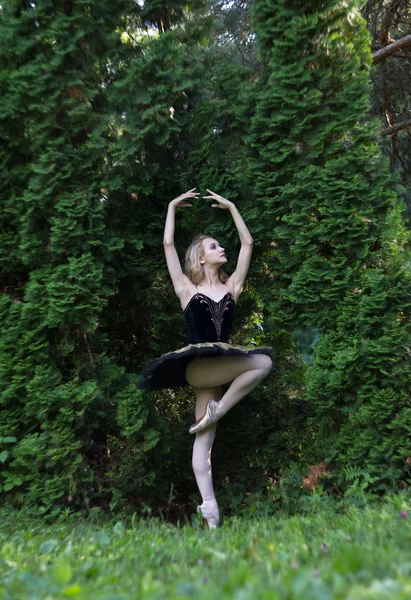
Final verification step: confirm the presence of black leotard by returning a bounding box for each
[184,292,235,344]
[138,290,272,390]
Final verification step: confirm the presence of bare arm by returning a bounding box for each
[203,190,253,299]
[163,188,199,297]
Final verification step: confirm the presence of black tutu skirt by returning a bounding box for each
[138,342,273,391]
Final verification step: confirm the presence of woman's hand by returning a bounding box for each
[203,189,235,210]
[169,188,199,208]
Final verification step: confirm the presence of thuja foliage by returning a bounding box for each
[249,0,411,490]
[306,217,411,491]
[0,0,160,512]
[249,0,395,327]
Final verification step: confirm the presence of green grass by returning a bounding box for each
[1,494,411,599]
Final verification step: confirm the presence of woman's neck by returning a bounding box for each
[199,269,222,288]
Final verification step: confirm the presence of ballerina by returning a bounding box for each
[139,188,273,528]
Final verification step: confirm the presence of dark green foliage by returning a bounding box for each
[249,0,411,490]
[0,0,160,511]
[307,255,411,490]
[187,46,252,195]
[249,0,397,327]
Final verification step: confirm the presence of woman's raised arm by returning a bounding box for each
[163,188,199,296]
[203,189,253,299]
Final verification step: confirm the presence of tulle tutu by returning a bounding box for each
[138,342,274,391]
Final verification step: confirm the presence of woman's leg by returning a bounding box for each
[192,385,222,504]
[186,353,272,419]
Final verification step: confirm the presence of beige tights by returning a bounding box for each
[189,355,272,506]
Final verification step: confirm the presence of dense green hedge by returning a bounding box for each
[249,0,411,491]
[1,0,410,513]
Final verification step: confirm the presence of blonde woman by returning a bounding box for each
[140,188,273,528]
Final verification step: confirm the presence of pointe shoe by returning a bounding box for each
[197,502,220,529]
[189,399,220,434]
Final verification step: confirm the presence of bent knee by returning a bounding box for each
[256,354,273,377]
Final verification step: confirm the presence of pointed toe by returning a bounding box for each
[189,399,220,434]
[197,502,220,529]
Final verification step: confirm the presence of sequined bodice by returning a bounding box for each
[184,292,235,343]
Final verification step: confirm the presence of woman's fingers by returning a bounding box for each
[205,189,226,202]
[177,189,199,202]
[204,189,231,208]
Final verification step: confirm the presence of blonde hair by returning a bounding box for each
[184,233,228,285]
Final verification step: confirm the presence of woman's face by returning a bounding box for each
[201,238,227,267]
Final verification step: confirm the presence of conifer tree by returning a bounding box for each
[0,0,160,510]
[250,0,396,327]
[307,244,411,489]
[249,0,411,489]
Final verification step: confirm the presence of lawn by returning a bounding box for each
[1,493,411,599]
